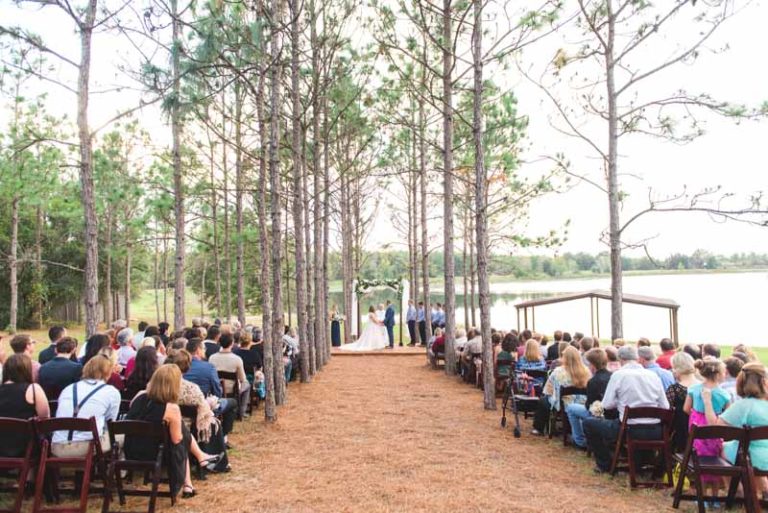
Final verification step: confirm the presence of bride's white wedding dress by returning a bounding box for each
[340,312,388,351]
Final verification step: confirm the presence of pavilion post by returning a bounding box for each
[532,307,536,331]
[523,307,528,331]
[516,308,520,332]
[672,308,680,346]
[595,299,601,339]
[590,297,595,336]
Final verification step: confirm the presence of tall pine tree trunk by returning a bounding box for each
[125,244,132,323]
[442,0,456,374]
[311,0,325,370]
[79,0,100,337]
[222,92,232,322]
[322,97,332,363]
[606,0,623,340]
[269,0,287,405]
[290,0,310,382]
[9,195,19,333]
[103,213,113,328]
[171,0,185,332]
[473,0,494,409]
[254,1,276,418]
[234,84,246,326]
[419,56,432,342]
[209,138,223,318]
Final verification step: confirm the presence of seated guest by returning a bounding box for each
[165,350,230,471]
[566,348,615,448]
[51,355,121,457]
[495,337,516,393]
[517,330,533,358]
[98,346,125,392]
[39,326,67,365]
[125,338,165,377]
[638,346,675,391]
[235,331,263,380]
[549,342,571,370]
[637,337,651,347]
[579,337,595,354]
[124,346,159,400]
[613,338,625,347]
[702,363,768,495]
[499,333,519,363]
[532,347,590,436]
[656,338,676,370]
[0,354,50,457]
[210,333,251,419]
[702,343,721,359]
[732,344,758,363]
[133,321,149,347]
[116,329,137,367]
[82,334,111,365]
[516,339,547,373]
[491,332,503,360]
[546,331,564,361]
[204,325,221,360]
[605,346,621,372]
[453,329,468,362]
[583,346,669,473]
[10,334,41,382]
[38,337,82,399]
[185,338,237,437]
[666,352,700,453]
[427,328,445,366]
[722,357,743,402]
[683,344,702,361]
[125,365,223,499]
[158,322,171,345]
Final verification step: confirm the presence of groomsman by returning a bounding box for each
[406,300,418,346]
[430,304,439,333]
[417,301,427,346]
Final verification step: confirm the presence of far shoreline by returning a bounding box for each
[328,267,768,293]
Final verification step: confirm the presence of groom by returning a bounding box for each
[384,300,396,349]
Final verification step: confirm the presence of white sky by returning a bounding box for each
[2,0,767,259]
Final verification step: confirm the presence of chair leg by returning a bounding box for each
[79,448,94,513]
[148,465,161,513]
[31,442,48,513]
[672,463,686,508]
[115,465,126,506]
[627,441,637,488]
[101,459,114,513]
[693,472,706,513]
[725,475,739,509]
[665,448,674,487]
[609,428,624,476]
[13,461,29,513]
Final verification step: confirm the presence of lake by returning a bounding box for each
[331,271,768,346]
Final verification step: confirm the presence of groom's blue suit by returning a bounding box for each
[384,304,396,348]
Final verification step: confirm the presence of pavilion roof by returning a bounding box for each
[514,289,680,310]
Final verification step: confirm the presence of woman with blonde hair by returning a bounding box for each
[125,365,223,499]
[532,346,590,435]
[516,339,547,373]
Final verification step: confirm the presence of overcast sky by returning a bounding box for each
[2,0,767,259]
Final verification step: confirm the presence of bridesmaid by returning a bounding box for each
[330,305,342,347]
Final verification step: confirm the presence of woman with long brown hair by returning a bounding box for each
[532,346,590,435]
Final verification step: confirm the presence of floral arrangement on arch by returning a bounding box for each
[354,278,404,300]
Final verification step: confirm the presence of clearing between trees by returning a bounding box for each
[190,353,677,513]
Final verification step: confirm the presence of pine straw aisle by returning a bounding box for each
[174,353,683,513]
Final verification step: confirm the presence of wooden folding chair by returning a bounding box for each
[179,405,204,480]
[744,425,768,513]
[246,366,261,415]
[672,424,750,513]
[609,406,674,488]
[0,418,36,513]
[550,386,587,444]
[32,417,107,513]
[102,420,175,513]
[217,371,241,420]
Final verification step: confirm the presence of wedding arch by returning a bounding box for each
[351,277,410,345]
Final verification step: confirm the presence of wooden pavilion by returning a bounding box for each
[514,289,680,343]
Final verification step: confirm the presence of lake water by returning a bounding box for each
[331,271,768,346]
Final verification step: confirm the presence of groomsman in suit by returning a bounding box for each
[417,301,427,346]
[406,300,418,346]
[384,300,396,349]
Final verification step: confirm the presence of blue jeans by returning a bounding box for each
[565,403,590,448]
[284,359,293,383]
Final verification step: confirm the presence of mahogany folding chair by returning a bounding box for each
[0,418,36,513]
[102,420,175,513]
[744,425,768,513]
[672,424,750,513]
[217,371,241,420]
[552,386,587,446]
[32,417,107,513]
[609,406,674,488]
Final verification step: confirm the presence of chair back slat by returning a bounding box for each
[747,425,768,442]
[35,416,99,437]
[623,406,673,424]
[0,417,35,436]
[691,424,747,443]
[107,419,165,439]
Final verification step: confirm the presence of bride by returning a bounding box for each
[340,305,388,351]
